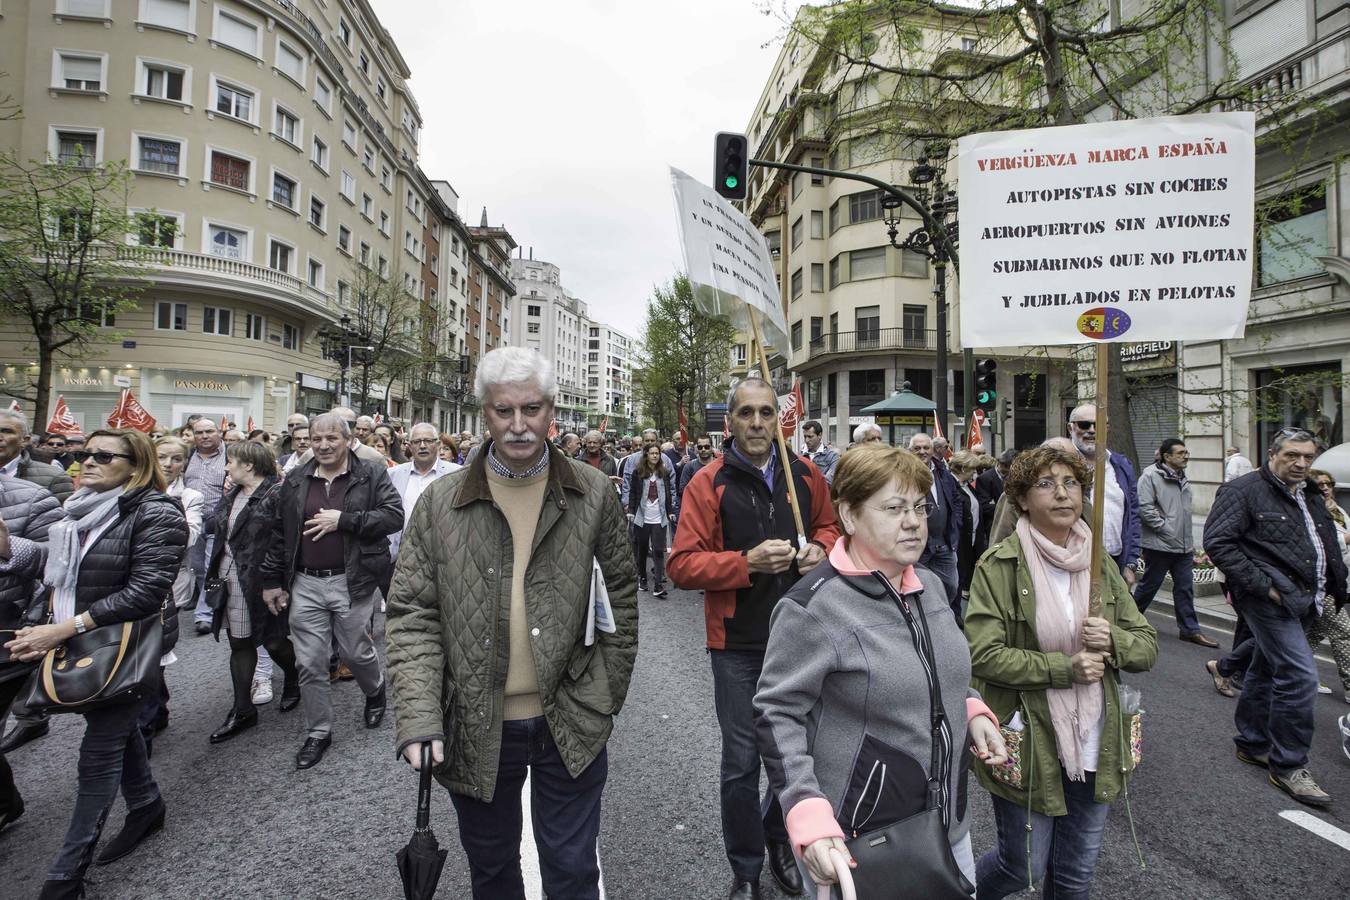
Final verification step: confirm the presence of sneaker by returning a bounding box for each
[1339,715,1350,762]
[652,587,668,598]
[638,580,648,593]
[1269,768,1332,808]
[1318,683,1333,695]
[251,678,273,706]
[1236,748,1269,768]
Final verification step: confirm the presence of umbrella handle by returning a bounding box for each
[417,742,434,830]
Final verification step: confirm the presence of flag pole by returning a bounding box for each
[1087,345,1109,618]
[746,307,807,547]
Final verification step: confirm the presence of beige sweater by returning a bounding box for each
[487,466,548,721]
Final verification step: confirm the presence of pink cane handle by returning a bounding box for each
[816,848,856,900]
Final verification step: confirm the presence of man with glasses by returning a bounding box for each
[1067,403,1140,586]
[1203,427,1347,807]
[39,434,73,471]
[388,423,459,561]
[1134,439,1217,647]
[679,436,717,503]
[278,426,310,470]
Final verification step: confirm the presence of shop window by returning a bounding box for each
[1254,362,1343,455]
[1258,186,1329,286]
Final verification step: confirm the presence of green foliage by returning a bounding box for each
[634,275,736,435]
[0,151,150,423]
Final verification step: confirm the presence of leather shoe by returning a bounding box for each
[728,877,762,899]
[335,663,355,681]
[296,735,332,770]
[0,794,24,834]
[364,682,387,729]
[0,721,49,753]
[194,622,211,635]
[278,682,301,713]
[766,839,803,895]
[38,878,83,899]
[96,797,164,865]
[209,709,259,744]
[1180,632,1220,649]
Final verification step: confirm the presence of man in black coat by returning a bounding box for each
[909,432,966,607]
[973,449,1014,550]
[260,413,403,770]
[1203,428,1347,808]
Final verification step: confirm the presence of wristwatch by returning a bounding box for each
[73,613,90,634]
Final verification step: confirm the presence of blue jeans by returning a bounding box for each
[1232,594,1318,772]
[920,545,960,616]
[48,697,161,881]
[709,649,788,880]
[1133,549,1199,634]
[976,770,1110,900]
[448,717,607,900]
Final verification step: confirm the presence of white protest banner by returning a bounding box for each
[957,111,1255,348]
[670,167,790,353]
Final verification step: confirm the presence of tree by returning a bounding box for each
[635,275,737,437]
[0,152,149,424]
[341,262,433,416]
[772,0,1331,468]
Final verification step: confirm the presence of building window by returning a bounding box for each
[215,81,254,121]
[376,77,387,105]
[380,163,392,191]
[1254,362,1343,455]
[810,316,823,344]
[55,130,98,167]
[379,211,389,235]
[338,18,352,48]
[140,0,191,32]
[829,255,840,288]
[156,301,188,331]
[307,258,323,288]
[136,136,181,174]
[358,50,370,77]
[337,224,351,253]
[810,210,824,240]
[342,119,357,149]
[810,156,825,186]
[244,312,264,340]
[855,305,881,345]
[214,10,260,56]
[311,136,328,170]
[362,144,375,172]
[209,151,250,191]
[340,170,355,201]
[791,320,802,351]
[790,267,803,300]
[309,195,325,229]
[315,77,332,113]
[135,212,178,248]
[56,53,103,92]
[336,280,349,304]
[791,216,803,250]
[359,241,370,265]
[791,171,803,200]
[527,305,541,316]
[282,323,300,350]
[274,107,299,144]
[900,248,928,278]
[378,255,388,277]
[1258,186,1329,286]
[208,224,246,260]
[903,304,927,346]
[140,62,185,101]
[203,305,232,336]
[275,40,304,83]
[849,190,884,225]
[810,263,824,292]
[528,322,540,334]
[961,36,979,52]
[271,172,296,208]
[269,240,293,273]
[850,247,886,280]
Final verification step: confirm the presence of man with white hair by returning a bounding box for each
[1225,446,1254,482]
[283,407,384,474]
[0,411,74,504]
[1068,403,1140,585]
[852,422,883,445]
[909,432,966,607]
[388,423,459,560]
[387,346,638,899]
[353,416,375,444]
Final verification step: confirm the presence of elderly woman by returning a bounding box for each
[852,422,883,445]
[1308,469,1350,701]
[5,429,187,899]
[756,444,1007,894]
[966,446,1158,899]
[206,442,301,743]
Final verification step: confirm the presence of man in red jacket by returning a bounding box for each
[668,377,839,900]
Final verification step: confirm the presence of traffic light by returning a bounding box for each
[975,358,998,408]
[714,132,748,200]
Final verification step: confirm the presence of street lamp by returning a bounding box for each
[316,314,372,410]
[882,143,960,438]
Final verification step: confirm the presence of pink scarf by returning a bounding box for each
[1016,516,1103,781]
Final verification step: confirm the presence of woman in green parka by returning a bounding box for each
[967,446,1157,899]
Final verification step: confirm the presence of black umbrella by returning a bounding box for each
[397,744,448,900]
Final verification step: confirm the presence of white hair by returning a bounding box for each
[355,415,375,428]
[310,413,351,437]
[474,346,557,403]
[853,422,882,443]
[410,422,438,438]
[583,430,602,442]
[0,410,31,436]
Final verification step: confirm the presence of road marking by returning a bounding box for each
[1279,809,1350,852]
[521,772,607,899]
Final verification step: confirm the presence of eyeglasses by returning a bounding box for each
[409,438,437,445]
[73,450,133,465]
[1275,427,1315,441]
[1033,478,1082,494]
[1070,420,1096,431]
[865,501,932,520]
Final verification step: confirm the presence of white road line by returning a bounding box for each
[1279,809,1350,852]
[520,772,607,899]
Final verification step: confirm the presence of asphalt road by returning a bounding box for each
[4,590,1349,899]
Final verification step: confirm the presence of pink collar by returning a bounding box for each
[829,538,923,594]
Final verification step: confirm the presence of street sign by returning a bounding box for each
[956,111,1255,348]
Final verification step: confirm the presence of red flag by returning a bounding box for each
[599,415,609,434]
[6,399,20,414]
[46,395,82,436]
[547,419,558,440]
[779,381,804,439]
[246,415,256,434]
[374,412,384,425]
[967,409,985,450]
[107,389,157,433]
[677,401,689,442]
[219,415,228,431]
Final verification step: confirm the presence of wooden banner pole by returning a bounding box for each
[746,308,808,547]
[1087,344,1110,618]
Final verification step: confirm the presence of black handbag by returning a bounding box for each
[836,577,973,900]
[25,610,164,715]
[203,577,228,611]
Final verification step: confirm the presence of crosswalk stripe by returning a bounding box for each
[1279,809,1350,852]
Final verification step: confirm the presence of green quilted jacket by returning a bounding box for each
[385,440,639,801]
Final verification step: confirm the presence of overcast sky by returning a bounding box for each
[379,1,802,339]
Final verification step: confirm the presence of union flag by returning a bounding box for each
[46,395,83,436]
[246,416,256,433]
[779,381,804,439]
[547,419,558,440]
[967,409,985,451]
[107,389,157,433]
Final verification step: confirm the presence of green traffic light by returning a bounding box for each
[977,390,996,404]
[724,175,739,190]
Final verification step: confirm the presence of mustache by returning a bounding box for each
[503,432,538,445]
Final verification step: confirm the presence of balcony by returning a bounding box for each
[807,327,939,361]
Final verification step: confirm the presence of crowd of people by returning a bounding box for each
[0,345,1346,899]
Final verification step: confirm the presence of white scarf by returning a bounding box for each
[44,486,126,604]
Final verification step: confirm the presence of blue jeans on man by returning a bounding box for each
[709,649,789,881]
[920,544,960,615]
[1132,548,1200,635]
[976,770,1111,900]
[1232,594,1319,772]
[448,716,607,900]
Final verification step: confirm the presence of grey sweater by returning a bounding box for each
[755,549,978,851]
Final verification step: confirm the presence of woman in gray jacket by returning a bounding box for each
[755,444,1006,893]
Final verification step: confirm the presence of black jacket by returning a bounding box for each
[16,451,75,504]
[77,488,189,627]
[260,452,403,604]
[208,477,287,645]
[973,467,1003,549]
[926,458,966,555]
[1203,466,1348,617]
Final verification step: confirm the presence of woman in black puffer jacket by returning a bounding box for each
[5,428,187,900]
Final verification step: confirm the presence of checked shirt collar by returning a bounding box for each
[487,443,549,479]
